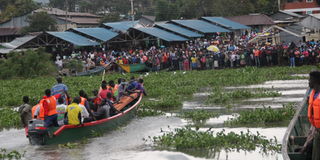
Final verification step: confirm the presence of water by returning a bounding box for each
[0,80,308,160]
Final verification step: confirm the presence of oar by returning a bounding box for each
[102,69,106,81]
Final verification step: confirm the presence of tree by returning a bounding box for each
[99,12,121,24]
[23,12,57,33]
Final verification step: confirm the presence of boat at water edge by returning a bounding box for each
[117,63,149,73]
[27,92,143,145]
[282,89,311,160]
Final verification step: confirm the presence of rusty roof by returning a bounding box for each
[0,28,21,36]
[57,17,100,25]
[226,14,275,26]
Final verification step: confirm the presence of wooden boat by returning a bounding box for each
[117,63,149,73]
[76,66,106,76]
[282,89,311,160]
[27,92,143,145]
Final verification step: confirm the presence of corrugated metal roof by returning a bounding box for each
[71,28,118,42]
[202,17,250,30]
[171,20,230,33]
[57,17,100,25]
[226,14,275,26]
[2,35,37,49]
[103,21,138,32]
[47,31,99,46]
[136,27,188,42]
[0,28,21,36]
[156,23,204,38]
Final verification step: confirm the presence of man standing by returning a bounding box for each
[305,71,320,159]
[51,77,69,104]
[18,96,32,128]
[42,89,60,127]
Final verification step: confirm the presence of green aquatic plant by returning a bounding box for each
[58,138,88,149]
[0,148,24,160]
[206,88,282,105]
[137,104,164,117]
[224,103,296,126]
[179,110,219,123]
[0,108,21,130]
[151,127,281,153]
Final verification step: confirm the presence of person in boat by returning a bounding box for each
[98,80,107,99]
[113,78,122,99]
[301,71,320,158]
[65,97,82,125]
[32,100,44,120]
[90,90,102,112]
[56,97,67,126]
[79,90,95,122]
[51,77,69,105]
[126,76,139,93]
[42,89,60,127]
[117,79,128,101]
[18,96,32,128]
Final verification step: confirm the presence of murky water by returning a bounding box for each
[0,79,308,160]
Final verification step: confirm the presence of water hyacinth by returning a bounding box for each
[224,103,296,126]
[0,148,24,160]
[151,127,281,153]
[0,108,21,130]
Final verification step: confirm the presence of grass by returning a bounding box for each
[224,103,296,126]
[179,110,219,123]
[0,108,21,130]
[206,88,282,105]
[150,127,281,154]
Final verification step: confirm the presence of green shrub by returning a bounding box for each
[0,48,57,79]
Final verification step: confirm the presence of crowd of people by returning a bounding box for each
[55,37,320,73]
[18,76,146,129]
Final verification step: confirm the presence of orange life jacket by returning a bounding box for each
[31,102,45,120]
[80,97,87,106]
[45,96,58,116]
[308,90,320,128]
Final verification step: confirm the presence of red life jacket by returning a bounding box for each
[32,100,45,120]
[308,90,320,128]
[44,96,58,116]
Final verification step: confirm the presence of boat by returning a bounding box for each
[282,89,311,160]
[117,63,149,73]
[27,92,143,145]
[75,66,105,76]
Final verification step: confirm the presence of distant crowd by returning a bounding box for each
[55,35,320,72]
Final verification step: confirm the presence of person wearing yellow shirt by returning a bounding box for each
[66,97,82,125]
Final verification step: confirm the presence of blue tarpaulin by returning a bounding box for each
[156,23,204,38]
[202,17,250,30]
[72,28,119,42]
[136,27,188,42]
[47,31,99,46]
[171,20,230,33]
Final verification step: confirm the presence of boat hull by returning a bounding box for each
[282,89,311,160]
[28,93,142,145]
[118,64,148,73]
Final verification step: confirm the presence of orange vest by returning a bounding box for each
[80,97,87,106]
[31,102,45,120]
[308,90,320,128]
[45,96,58,116]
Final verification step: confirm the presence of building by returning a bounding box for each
[0,7,101,32]
[300,14,320,40]
[226,14,275,32]
[281,0,320,14]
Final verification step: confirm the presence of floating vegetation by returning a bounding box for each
[0,108,21,130]
[58,138,88,149]
[179,110,219,123]
[137,105,164,117]
[206,88,282,105]
[0,148,24,160]
[150,127,281,153]
[225,103,296,126]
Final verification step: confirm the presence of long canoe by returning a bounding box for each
[117,63,149,73]
[282,89,311,160]
[28,93,143,145]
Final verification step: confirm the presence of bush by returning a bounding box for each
[0,48,57,79]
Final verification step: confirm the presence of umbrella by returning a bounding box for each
[207,45,220,53]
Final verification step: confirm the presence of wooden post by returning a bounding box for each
[313,129,320,160]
